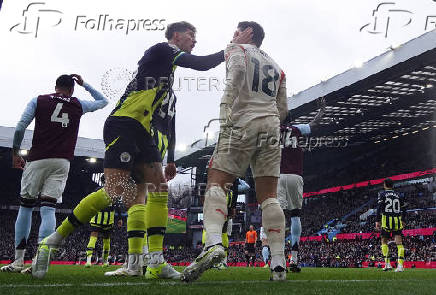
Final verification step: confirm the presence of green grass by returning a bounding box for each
[167,218,186,233]
[0,265,435,295]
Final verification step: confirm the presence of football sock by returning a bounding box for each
[262,246,269,264]
[38,206,56,243]
[15,249,25,264]
[86,235,97,258]
[127,204,146,254]
[57,188,111,238]
[397,244,404,266]
[222,232,229,248]
[290,216,301,248]
[143,232,149,255]
[382,244,390,264]
[103,238,110,262]
[261,198,285,269]
[15,206,33,251]
[146,192,168,253]
[203,186,227,248]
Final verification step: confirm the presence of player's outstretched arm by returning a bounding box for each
[173,27,253,72]
[12,98,37,168]
[308,97,326,134]
[174,51,224,71]
[72,74,109,113]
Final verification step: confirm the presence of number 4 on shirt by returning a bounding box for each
[51,103,69,127]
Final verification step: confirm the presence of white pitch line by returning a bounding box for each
[0,279,417,288]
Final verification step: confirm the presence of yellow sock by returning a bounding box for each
[103,238,110,261]
[146,192,168,253]
[397,244,404,266]
[57,189,111,237]
[201,230,206,246]
[222,232,229,248]
[127,204,146,254]
[381,244,390,264]
[143,227,149,253]
[86,235,97,257]
[222,232,229,258]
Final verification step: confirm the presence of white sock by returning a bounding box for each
[261,198,285,269]
[15,249,25,264]
[86,256,92,264]
[203,186,227,248]
[149,251,164,266]
[127,253,142,271]
[46,231,64,246]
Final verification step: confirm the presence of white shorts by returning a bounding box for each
[209,116,281,178]
[277,174,303,211]
[20,158,70,203]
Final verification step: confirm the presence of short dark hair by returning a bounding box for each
[384,178,394,188]
[237,21,265,47]
[56,74,74,89]
[165,21,196,40]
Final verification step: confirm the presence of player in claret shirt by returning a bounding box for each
[0,74,108,273]
[278,97,325,273]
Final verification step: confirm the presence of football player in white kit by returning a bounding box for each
[182,21,288,282]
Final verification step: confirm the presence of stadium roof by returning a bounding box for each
[177,29,436,168]
[288,29,436,144]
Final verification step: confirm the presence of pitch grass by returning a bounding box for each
[167,218,186,233]
[0,265,435,295]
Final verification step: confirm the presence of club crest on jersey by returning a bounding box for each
[120,152,131,163]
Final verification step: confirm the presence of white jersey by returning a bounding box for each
[220,43,288,128]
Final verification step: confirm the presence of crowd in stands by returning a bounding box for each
[0,175,434,267]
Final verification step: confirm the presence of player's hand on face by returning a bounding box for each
[71,74,84,86]
[12,153,25,170]
[232,27,253,44]
[165,162,177,181]
[375,222,381,231]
